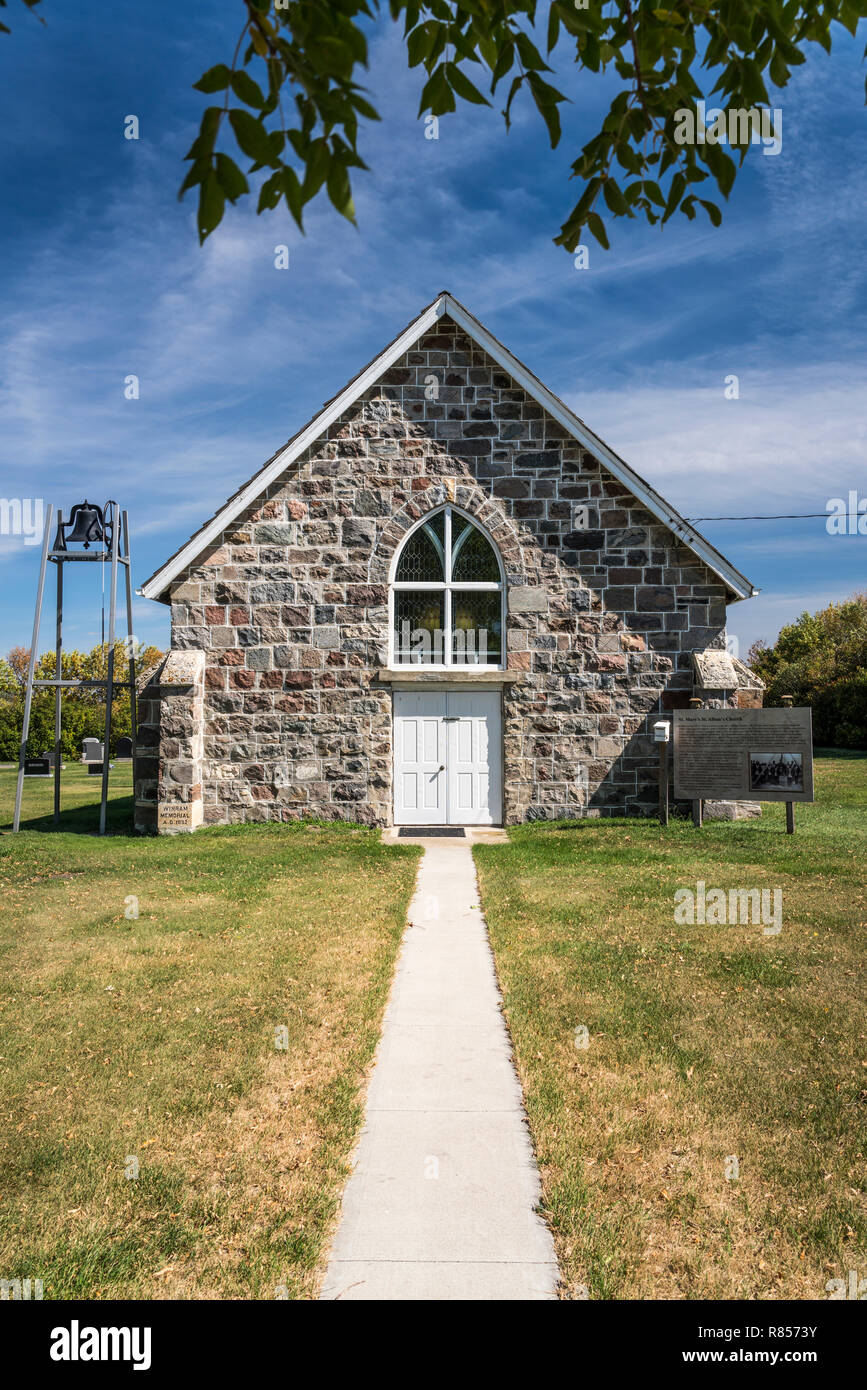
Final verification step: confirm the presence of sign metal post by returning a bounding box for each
[780,695,796,833]
[688,698,703,828]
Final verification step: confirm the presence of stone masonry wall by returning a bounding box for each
[134,651,205,833]
[162,314,732,826]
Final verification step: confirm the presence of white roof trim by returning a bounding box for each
[140,292,757,602]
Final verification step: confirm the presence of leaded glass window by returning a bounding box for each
[391,507,504,668]
[452,524,500,582]
[395,523,444,583]
[393,591,446,664]
[452,591,503,664]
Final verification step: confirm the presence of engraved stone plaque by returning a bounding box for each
[157,802,200,831]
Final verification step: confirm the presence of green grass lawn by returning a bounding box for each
[0,758,136,835]
[475,754,867,1300]
[0,765,420,1299]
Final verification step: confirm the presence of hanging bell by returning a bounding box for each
[63,501,105,550]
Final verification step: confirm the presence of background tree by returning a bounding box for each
[748,592,867,749]
[4,2,865,249]
[0,657,18,699]
[0,640,164,760]
[5,645,31,690]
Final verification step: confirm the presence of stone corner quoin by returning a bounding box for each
[134,313,753,833]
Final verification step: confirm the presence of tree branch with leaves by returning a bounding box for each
[4,1,865,247]
[180,1,866,249]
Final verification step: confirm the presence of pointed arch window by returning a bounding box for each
[391,506,504,667]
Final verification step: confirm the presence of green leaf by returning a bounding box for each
[257,170,283,213]
[419,64,456,117]
[769,49,790,87]
[603,179,629,215]
[527,71,566,148]
[514,30,549,73]
[663,169,687,219]
[547,3,561,53]
[281,168,305,229]
[326,161,356,223]
[446,62,490,107]
[502,72,524,130]
[585,211,610,249]
[231,69,266,109]
[704,141,736,197]
[184,106,222,162]
[257,171,280,214]
[491,39,515,89]
[228,108,276,166]
[193,64,231,94]
[302,138,331,199]
[349,89,380,121]
[197,171,225,244]
[407,21,436,67]
[215,152,249,203]
[178,157,210,201]
[698,198,723,227]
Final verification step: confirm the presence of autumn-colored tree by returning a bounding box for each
[6,645,30,690]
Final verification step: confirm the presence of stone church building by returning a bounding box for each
[136,292,760,833]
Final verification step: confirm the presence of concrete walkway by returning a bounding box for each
[320,836,558,1301]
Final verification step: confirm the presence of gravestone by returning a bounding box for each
[116,736,133,759]
[24,756,50,777]
[82,738,104,763]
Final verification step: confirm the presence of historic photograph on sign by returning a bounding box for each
[750,752,804,793]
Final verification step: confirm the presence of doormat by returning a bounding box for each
[398,827,466,838]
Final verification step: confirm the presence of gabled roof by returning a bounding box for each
[139,292,757,603]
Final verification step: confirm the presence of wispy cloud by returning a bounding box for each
[0,4,864,658]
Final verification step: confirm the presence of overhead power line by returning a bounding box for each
[685,512,829,522]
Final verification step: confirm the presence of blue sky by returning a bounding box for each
[0,3,865,662]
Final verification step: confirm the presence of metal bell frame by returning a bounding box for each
[12,500,137,836]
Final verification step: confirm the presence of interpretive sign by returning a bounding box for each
[673,707,814,803]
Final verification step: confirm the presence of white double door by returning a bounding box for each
[394,690,502,826]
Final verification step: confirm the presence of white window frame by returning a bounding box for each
[388,505,505,670]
